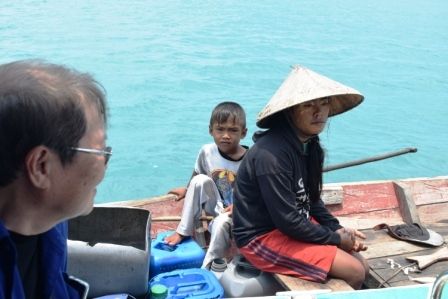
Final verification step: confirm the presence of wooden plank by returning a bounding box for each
[399,178,448,206]
[329,182,399,217]
[391,261,448,287]
[361,229,428,259]
[152,215,213,222]
[322,185,343,206]
[418,202,448,224]
[369,255,418,287]
[426,222,448,235]
[361,222,448,259]
[338,216,402,231]
[368,249,448,288]
[373,220,448,240]
[393,182,421,224]
[365,220,448,288]
[104,194,177,207]
[274,274,353,292]
[365,268,391,288]
[363,239,428,260]
[331,206,403,224]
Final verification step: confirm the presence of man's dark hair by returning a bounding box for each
[0,59,107,187]
[209,101,246,128]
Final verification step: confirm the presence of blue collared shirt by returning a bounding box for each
[0,221,85,298]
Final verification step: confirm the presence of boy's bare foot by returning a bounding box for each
[164,232,185,246]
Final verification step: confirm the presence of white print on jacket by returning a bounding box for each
[295,178,310,219]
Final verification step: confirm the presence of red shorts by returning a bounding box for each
[239,229,337,282]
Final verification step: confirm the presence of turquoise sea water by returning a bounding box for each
[1,1,447,203]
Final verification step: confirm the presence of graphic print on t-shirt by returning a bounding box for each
[295,178,310,218]
[211,169,236,208]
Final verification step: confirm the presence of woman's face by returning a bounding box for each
[289,97,331,142]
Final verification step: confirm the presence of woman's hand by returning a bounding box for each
[337,228,368,252]
[336,228,355,252]
[350,229,368,252]
[352,238,368,252]
[168,187,187,201]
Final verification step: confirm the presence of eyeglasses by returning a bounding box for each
[70,146,112,165]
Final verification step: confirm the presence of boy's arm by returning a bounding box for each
[167,171,197,201]
[169,144,206,200]
[223,204,233,215]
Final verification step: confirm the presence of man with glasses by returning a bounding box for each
[0,60,110,298]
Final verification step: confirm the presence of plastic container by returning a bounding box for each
[150,231,205,278]
[210,258,227,281]
[92,295,136,299]
[220,255,283,297]
[149,268,224,299]
[150,284,168,299]
[68,207,151,298]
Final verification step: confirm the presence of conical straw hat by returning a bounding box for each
[257,65,364,128]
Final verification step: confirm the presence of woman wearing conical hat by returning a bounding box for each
[232,66,369,289]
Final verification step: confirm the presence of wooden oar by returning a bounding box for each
[152,215,214,222]
[323,147,417,172]
[406,246,448,269]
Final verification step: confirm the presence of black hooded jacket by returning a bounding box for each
[232,119,342,247]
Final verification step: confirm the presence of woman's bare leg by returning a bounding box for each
[329,249,367,289]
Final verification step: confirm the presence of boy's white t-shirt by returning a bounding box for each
[194,143,243,208]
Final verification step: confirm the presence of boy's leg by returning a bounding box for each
[165,174,220,245]
[201,213,233,269]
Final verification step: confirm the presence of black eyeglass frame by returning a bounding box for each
[70,146,112,164]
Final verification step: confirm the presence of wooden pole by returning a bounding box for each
[323,147,417,172]
[152,215,214,222]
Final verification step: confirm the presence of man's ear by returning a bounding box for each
[24,146,53,189]
[209,125,213,135]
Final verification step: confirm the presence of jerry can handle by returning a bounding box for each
[154,242,177,252]
[234,255,261,275]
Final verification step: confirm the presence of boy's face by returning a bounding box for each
[209,117,247,155]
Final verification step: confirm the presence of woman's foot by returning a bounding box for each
[164,231,186,246]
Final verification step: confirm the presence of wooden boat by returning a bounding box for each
[105,175,448,294]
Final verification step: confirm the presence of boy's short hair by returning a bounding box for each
[209,101,246,128]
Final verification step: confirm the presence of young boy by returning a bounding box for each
[165,101,247,268]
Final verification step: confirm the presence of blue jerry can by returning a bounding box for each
[149,268,224,299]
[150,231,205,278]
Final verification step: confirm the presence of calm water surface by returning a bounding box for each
[1,1,447,203]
